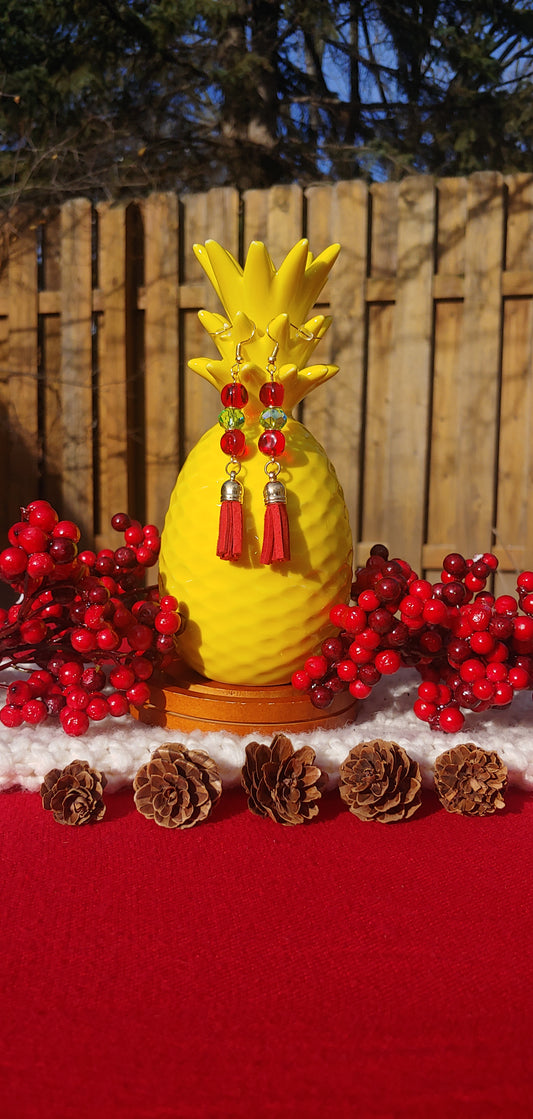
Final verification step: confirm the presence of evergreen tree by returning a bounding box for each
[1,0,533,206]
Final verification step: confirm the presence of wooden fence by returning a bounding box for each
[1,172,533,592]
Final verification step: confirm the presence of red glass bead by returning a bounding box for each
[221,382,248,408]
[220,429,246,456]
[259,382,284,406]
[258,430,285,456]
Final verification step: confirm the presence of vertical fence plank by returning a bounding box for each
[142,192,179,530]
[242,184,303,262]
[182,187,240,461]
[425,178,467,581]
[40,211,63,514]
[96,203,129,544]
[362,179,434,570]
[387,177,435,570]
[0,224,11,538]
[494,174,533,592]
[457,173,504,559]
[305,181,368,550]
[359,183,398,560]
[7,219,39,522]
[60,198,94,537]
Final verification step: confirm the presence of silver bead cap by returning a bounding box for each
[220,477,243,503]
[263,479,286,505]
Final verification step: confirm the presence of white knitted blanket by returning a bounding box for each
[1,668,532,793]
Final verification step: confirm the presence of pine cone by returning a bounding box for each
[40,760,107,825]
[434,743,507,816]
[339,739,422,822]
[133,744,222,828]
[241,733,327,825]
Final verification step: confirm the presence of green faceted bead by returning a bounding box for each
[260,407,287,430]
[218,407,245,430]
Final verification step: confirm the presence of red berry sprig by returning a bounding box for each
[0,502,182,737]
[292,543,533,733]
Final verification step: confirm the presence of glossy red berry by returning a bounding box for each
[96,626,120,651]
[469,631,494,655]
[443,552,468,577]
[20,619,47,644]
[109,666,136,690]
[126,682,151,706]
[513,616,533,644]
[25,500,58,532]
[154,611,180,634]
[49,537,77,564]
[65,686,90,711]
[60,707,90,736]
[422,599,449,626]
[111,512,131,531]
[413,698,437,722]
[460,658,486,682]
[160,594,178,612]
[71,627,97,653]
[291,670,312,692]
[53,519,81,542]
[21,699,47,725]
[86,695,109,721]
[418,680,440,703]
[304,655,328,679]
[81,666,106,692]
[7,681,33,706]
[374,649,401,675]
[107,692,130,717]
[336,660,358,682]
[508,666,529,690]
[494,595,518,616]
[348,680,372,699]
[0,546,28,577]
[438,705,465,733]
[17,525,50,554]
[0,704,24,728]
[375,577,402,603]
[358,589,380,612]
[309,684,333,709]
[27,552,55,578]
[492,682,514,706]
[131,657,153,681]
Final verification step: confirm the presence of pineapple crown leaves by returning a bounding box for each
[190,236,341,408]
[193,238,340,326]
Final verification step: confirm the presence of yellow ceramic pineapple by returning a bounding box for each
[159,239,353,686]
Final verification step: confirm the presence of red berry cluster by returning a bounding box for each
[292,544,533,733]
[0,501,182,736]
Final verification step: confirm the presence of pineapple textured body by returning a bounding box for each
[159,417,352,685]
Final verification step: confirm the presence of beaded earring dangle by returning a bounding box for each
[215,326,255,561]
[258,327,290,564]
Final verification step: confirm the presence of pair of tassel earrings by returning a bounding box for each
[216,325,290,565]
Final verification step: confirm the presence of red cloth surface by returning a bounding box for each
[1,785,532,1119]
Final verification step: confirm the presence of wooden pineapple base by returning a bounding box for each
[132,661,358,736]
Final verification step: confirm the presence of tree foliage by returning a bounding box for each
[1,0,533,206]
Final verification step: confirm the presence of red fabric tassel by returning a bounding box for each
[217,500,243,561]
[260,501,290,564]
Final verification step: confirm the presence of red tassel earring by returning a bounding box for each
[258,329,290,564]
[216,329,254,561]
